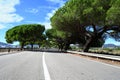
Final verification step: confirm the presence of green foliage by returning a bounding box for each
[50,0,120,52]
[46,29,57,39]
[5,24,45,48]
[106,0,120,25]
[46,29,67,49]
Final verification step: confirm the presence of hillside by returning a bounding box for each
[103,44,120,48]
[0,42,13,48]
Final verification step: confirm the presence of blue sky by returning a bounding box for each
[0,0,66,44]
[0,0,120,45]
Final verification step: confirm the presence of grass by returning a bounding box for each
[70,47,120,56]
[89,48,120,56]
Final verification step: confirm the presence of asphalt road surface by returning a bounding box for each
[0,51,120,80]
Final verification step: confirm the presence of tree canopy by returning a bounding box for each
[5,24,45,49]
[46,29,69,51]
[51,0,120,52]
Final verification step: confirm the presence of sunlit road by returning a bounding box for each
[0,51,120,80]
[0,51,44,80]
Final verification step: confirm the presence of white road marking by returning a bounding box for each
[83,56,120,69]
[43,52,51,80]
[96,60,120,69]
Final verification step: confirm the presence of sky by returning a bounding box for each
[0,0,120,45]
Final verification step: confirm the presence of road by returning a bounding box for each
[0,51,120,80]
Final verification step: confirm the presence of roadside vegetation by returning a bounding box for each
[89,48,120,56]
[50,0,120,52]
[70,46,120,56]
[5,24,45,50]
[4,0,120,53]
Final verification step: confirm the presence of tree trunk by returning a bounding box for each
[21,42,24,51]
[83,25,108,52]
[31,44,34,50]
[64,43,70,51]
[38,45,41,49]
[60,43,64,51]
[83,38,93,52]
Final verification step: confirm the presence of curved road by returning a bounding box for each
[0,51,120,80]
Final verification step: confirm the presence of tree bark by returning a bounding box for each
[64,43,70,51]
[21,42,25,51]
[83,25,120,52]
[83,37,93,52]
[31,44,34,50]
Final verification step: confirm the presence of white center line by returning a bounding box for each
[43,52,51,80]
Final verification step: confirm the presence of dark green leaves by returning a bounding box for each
[5,24,45,48]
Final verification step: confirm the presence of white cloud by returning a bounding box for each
[37,0,66,30]
[43,22,52,29]
[25,8,39,14]
[0,0,23,29]
[39,22,52,29]
[0,24,5,29]
[24,21,52,30]
[0,24,13,29]
[45,9,57,21]
[45,0,66,21]
[44,8,57,29]
[0,13,23,23]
